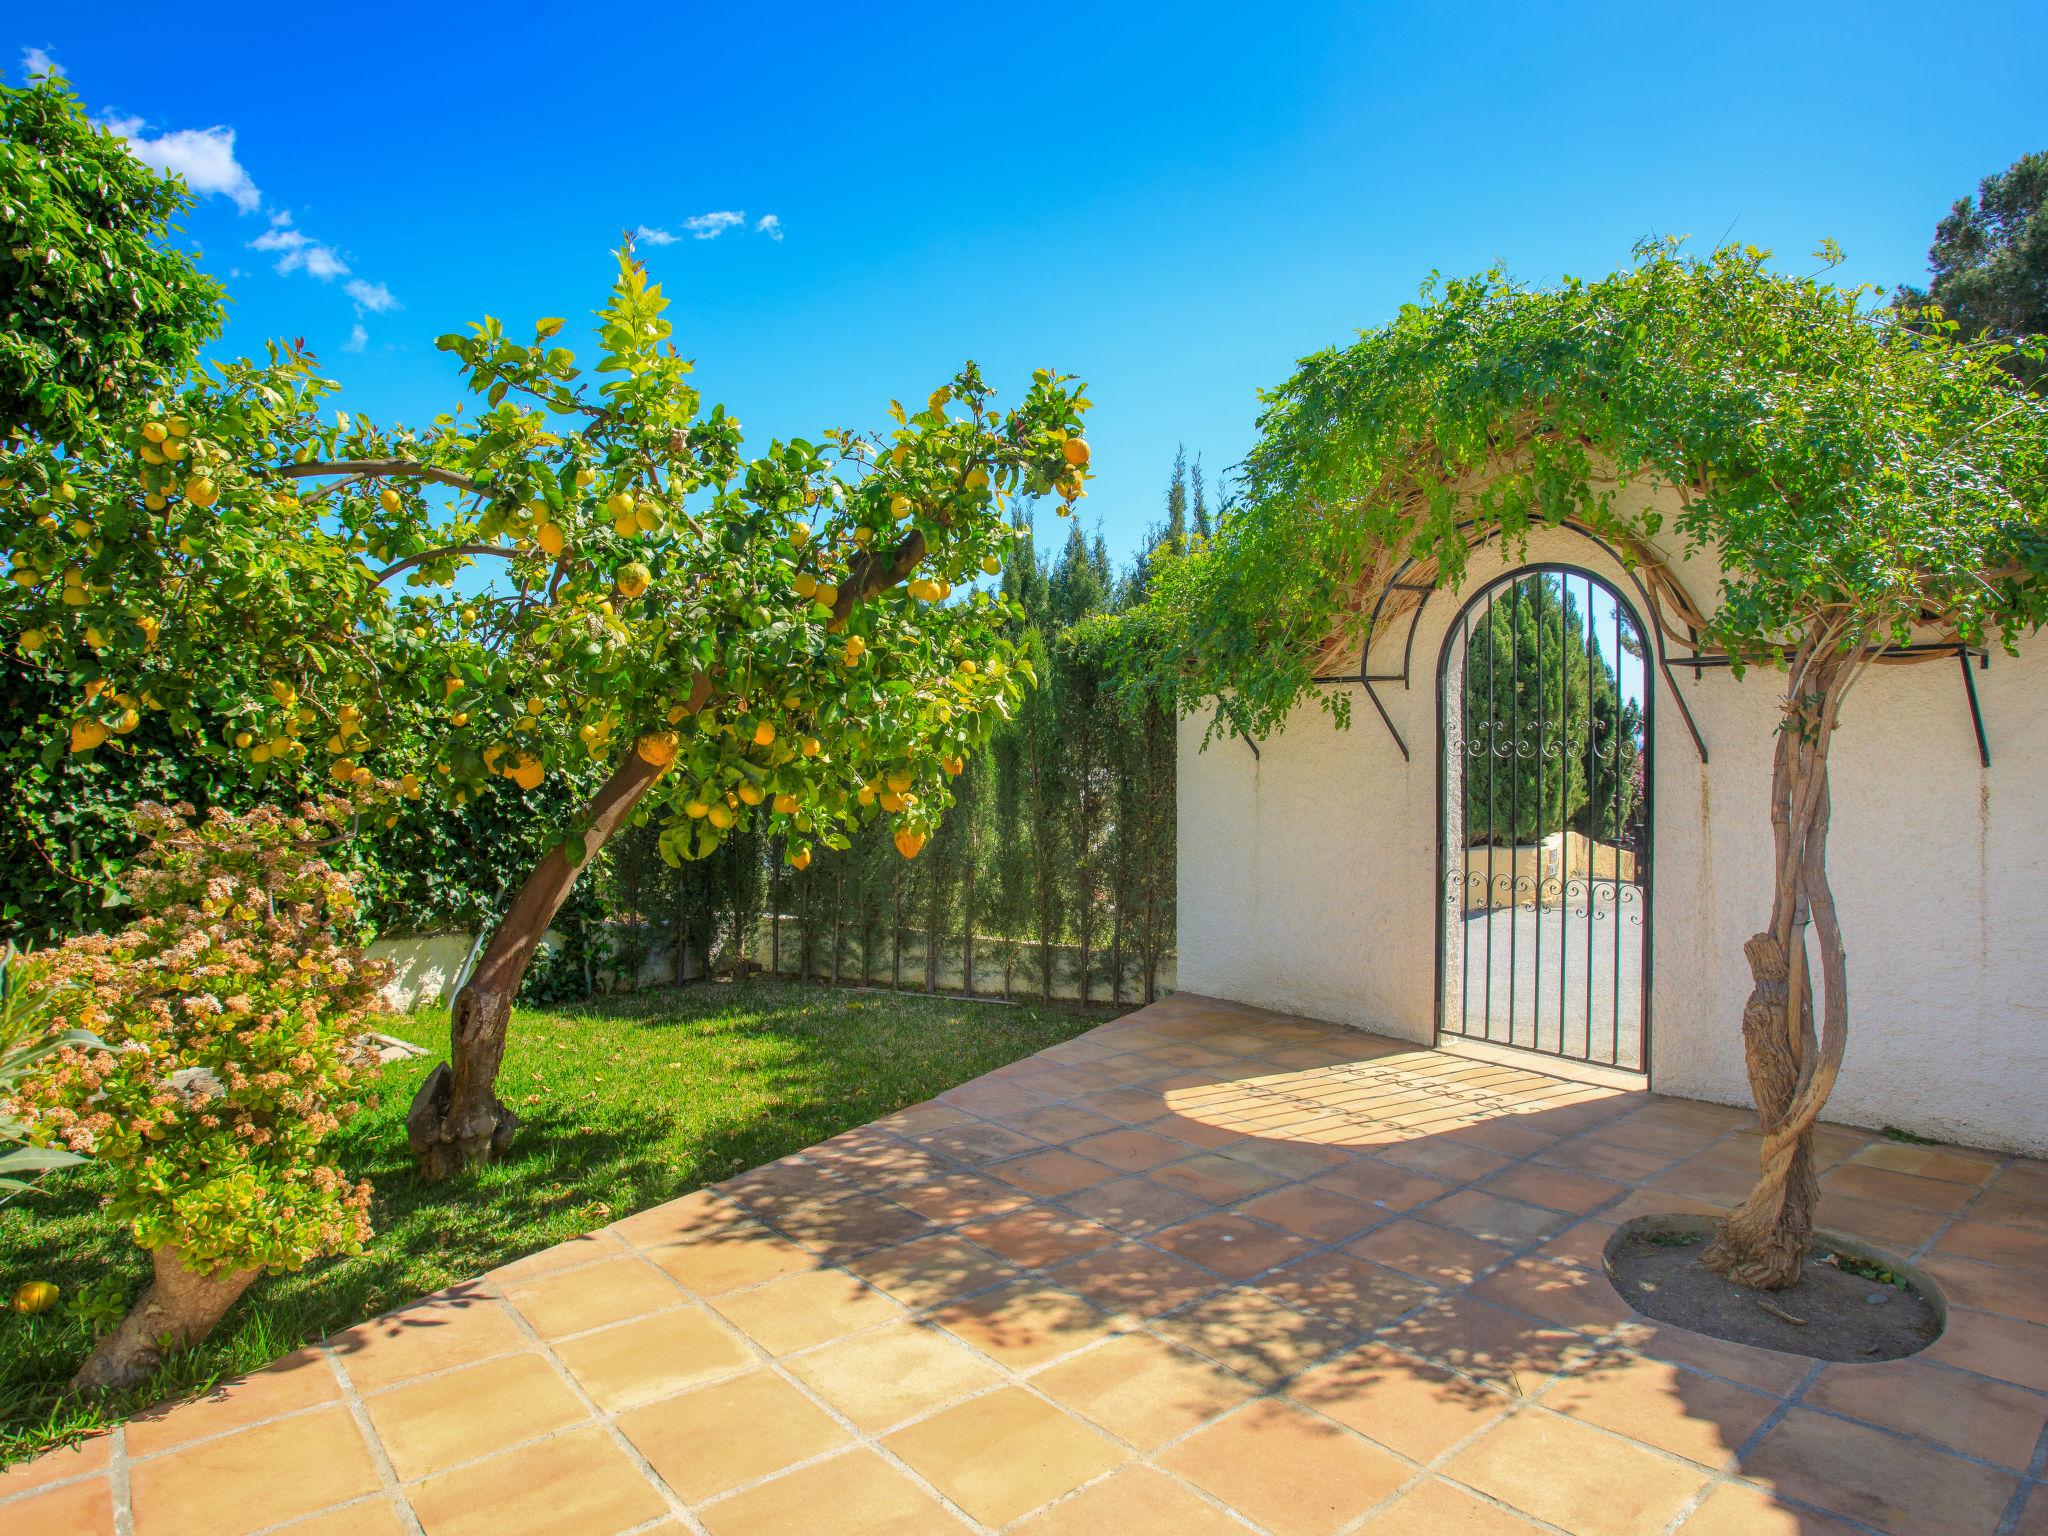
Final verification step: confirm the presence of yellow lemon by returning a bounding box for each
[11,1281,58,1315]
[1061,437,1090,467]
[184,476,218,508]
[616,561,651,599]
[790,847,811,871]
[605,491,635,518]
[737,782,765,806]
[69,719,109,753]
[794,572,818,599]
[842,635,866,665]
[889,493,912,521]
[707,803,734,830]
[379,487,402,513]
[509,756,545,791]
[800,736,821,758]
[576,467,597,488]
[141,421,168,444]
[752,721,776,747]
[536,523,565,557]
[685,800,709,819]
[981,554,1001,575]
[815,582,839,608]
[893,827,927,860]
[773,792,799,815]
[635,731,679,767]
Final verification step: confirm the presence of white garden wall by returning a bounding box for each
[1177,504,2048,1153]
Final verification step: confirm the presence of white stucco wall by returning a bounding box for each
[1177,509,2048,1153]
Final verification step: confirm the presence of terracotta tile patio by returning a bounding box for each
[4,994,2045,1535]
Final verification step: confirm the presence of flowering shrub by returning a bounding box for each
[10,800,383,1274]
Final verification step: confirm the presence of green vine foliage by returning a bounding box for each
[1133,241,2048,741]
[0,77,226,445]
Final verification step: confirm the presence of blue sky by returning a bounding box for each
[15,2,2045,567]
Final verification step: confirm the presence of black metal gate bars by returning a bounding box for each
[1437,566,1652,1072]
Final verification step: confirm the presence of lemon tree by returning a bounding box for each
[2,249,1093,1175]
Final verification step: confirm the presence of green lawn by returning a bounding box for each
[0,979,1105,1465]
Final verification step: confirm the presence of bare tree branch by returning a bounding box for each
[278,460,478,494]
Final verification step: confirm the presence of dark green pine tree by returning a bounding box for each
[1895,151,2048,391]
[1460,577,1641,847]
[1190,454,1212,540]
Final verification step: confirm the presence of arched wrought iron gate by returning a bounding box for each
[1437,566,1651,1072]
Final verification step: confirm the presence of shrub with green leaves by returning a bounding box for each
[8,801,380,1272]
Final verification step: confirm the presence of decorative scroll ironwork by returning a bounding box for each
[1436,566,1652,1073]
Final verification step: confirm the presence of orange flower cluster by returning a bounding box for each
[8,801,387,1274]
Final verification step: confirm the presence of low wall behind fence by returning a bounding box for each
[368,921,1172,1012]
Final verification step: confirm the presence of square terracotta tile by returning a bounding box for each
[1934,1220,2048,1276]
[0,1477,115,1536]
[931,1281,1116,1369]
[1147,1151,1282,1204]
[1474,1257,1633,1333]
[1740,1407,2017,1536]
[128,1406,381,1536]
[1061,1175,1211,1235]
[1538,1351,1776,1468]
[1289,1343,1511,1461]
[772,1192,936,1261]
[0,1435,109,1499]
[1068,1128,1190,1172]
[552,1306,754,1413]
[1818,1163,1978,1213]
[1348,1218,1513,1286]
[1603,1318,1814,1395]
[1480,1164,1630,1215]
[612,1189,755,1251]
[958,1204,1120,1267]
[1151,1287,1361,1386]
[887,1169,1033,1225]
[1443,1409,1708,1536]
[331,1292,527,1393]
[1033,1333,1259,1449]
[695,1448,957,1536]
[883,1386,1124,1527]
[1815,1191,1950,1250]
[1237,1184,1386,1244]
[1926,1307,2048,1391]
[1354,1479,1546,1534]
[363,1353,588,1481]
[1140,1111,1249,1150]
[1532,1134,1677,1183]
[1152,1213,1312,1279]
[1803,1356,2047,1470]
[840,1230,1021,1309]
[1003,1103,1127,1144]
[1676,1482,1864,1536]
[914,1120,1048,1166]
[1425,1191,1572,1247]
[1922,1254,2048,1324]
[1382,1297,1596,1394]
[1046,1242,1223,1316]
[1225,1138,1357,1180]
[1378,1140,1512,1184]
[1310,1159,1456,1212]
[711,1268,902,1355]
[647,1221,819,1296]
[1012,1465,1246,1534]
[489,1229,631,1284]
[783,1319,1002,1431]
[1258,1251,1438,1330]
[617,1369,850,1502]
[987,1148,1118,1197]
[126,1348,339,1457]
[406,1425,667,1536]
[501,1255,685,1339]
[1159,1399,1408,1536]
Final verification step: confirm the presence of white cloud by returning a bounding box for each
[633,224,679,246]
[109,121,261,213]
[755,214,783,241]
[344,279,399,314]
[22,46,63,77]
[684,210,746,240]
[250,213,349,280]
[342,323,368,353]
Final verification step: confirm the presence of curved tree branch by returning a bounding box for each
[372,544,519,586]
[827,529,927,630]
[277,460,479,494]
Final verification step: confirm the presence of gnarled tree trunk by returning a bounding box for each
[1703,635,1865,1289]
[408,749,664,1178]
[72,1246,258,1393]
